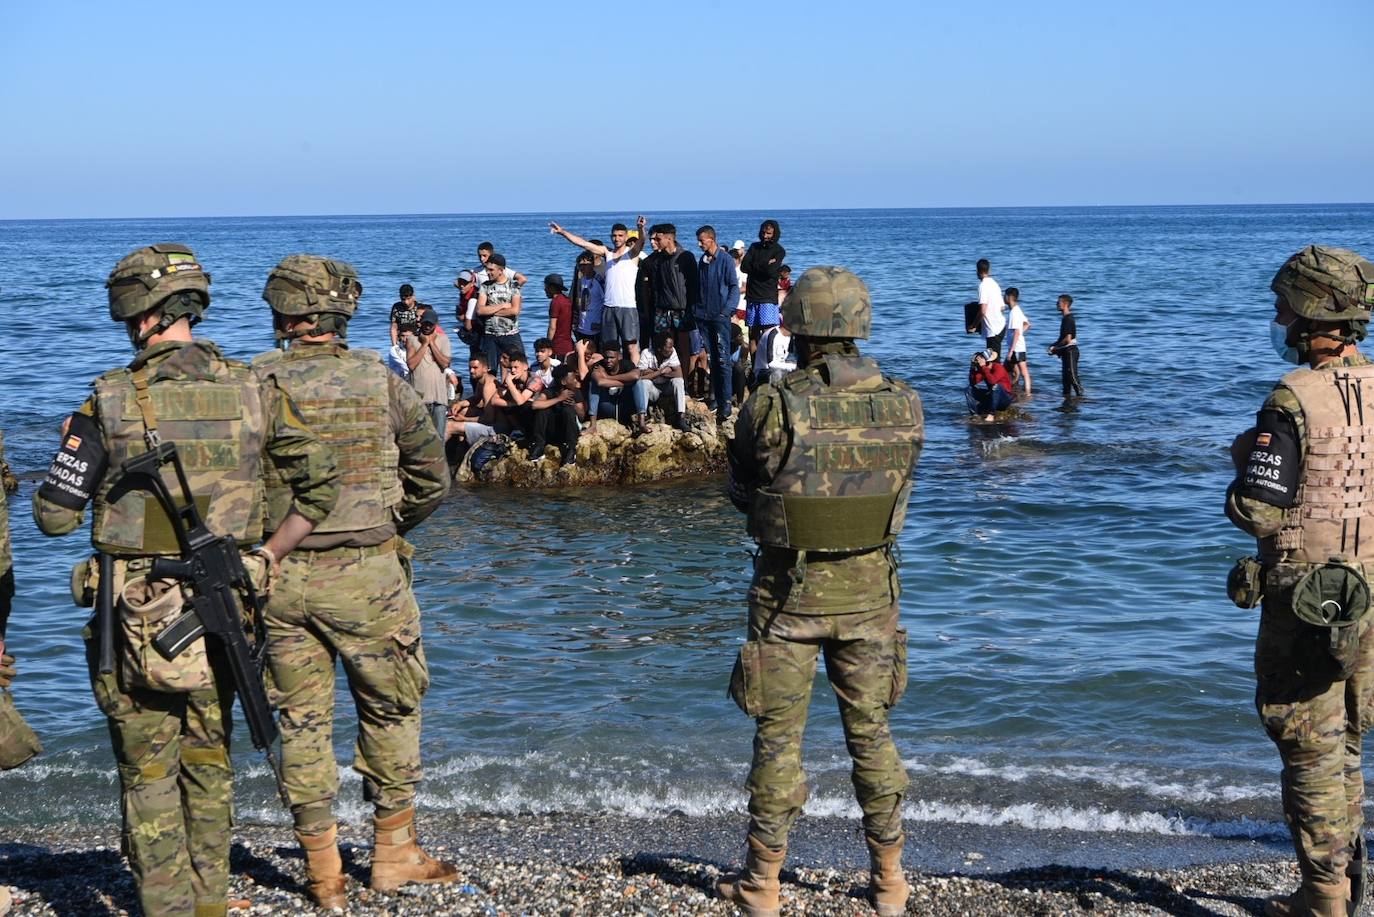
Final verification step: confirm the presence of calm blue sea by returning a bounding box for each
[1,205,1372,843]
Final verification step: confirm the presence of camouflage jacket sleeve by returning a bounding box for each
[260,376,340,526]
[727,386,783,513]
[388,371,449,532]
[1225,385,1303,538]
[32,397,99,537]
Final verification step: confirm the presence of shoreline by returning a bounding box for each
[0,813,1300,915]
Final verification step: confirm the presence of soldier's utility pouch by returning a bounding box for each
[119,575,213,694]
[1287,559,1371,680]
[0,688,42,770]
[71,557,97,608]
[1227,556,1265,609]
[729,641,764,717]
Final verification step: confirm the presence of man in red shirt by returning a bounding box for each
[967,349,1013,420]
[544,273,575,359]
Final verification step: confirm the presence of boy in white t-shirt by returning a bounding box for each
[635,331,688,431]
[1002,286,1031,395]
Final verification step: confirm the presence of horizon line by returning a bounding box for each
[2,200,1372,224]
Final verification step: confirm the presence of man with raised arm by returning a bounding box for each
[550,216,647,367]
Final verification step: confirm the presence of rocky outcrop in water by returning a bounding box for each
[456,405,733,488]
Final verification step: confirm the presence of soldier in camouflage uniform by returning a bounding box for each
[0,434,13,917]
[1227,246,1374,917]
[720,266,924,917]
[252,255,453,908]
[0,430,43,781]
[32,244,339,917]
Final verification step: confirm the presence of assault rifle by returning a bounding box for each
[105,442,286,803]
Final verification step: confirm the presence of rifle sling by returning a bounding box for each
[130,366,161,448]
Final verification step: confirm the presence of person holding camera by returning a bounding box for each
[404,306,452,434]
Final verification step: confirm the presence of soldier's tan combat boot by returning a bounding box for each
[865,834,910,917]
[716,835,785,917]
[295,824,348,909]
[1263,877,1350,917]
[369,808,458,892]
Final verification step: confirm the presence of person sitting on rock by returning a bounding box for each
[489,352,541,439]
[636,331,688,431]
[730,322,749,404]
[588,343,647,434]
[527,363,585,466]
[446,353,501,449]
[966,349,1014,421]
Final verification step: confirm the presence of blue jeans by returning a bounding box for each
[589,383,648,421]
[965,384,1013,415]
[696,317,733,416]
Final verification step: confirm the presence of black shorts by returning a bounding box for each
[1004,352,1027,366]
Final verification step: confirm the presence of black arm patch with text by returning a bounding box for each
[1234,409,1300,508]
[36,412,108,510]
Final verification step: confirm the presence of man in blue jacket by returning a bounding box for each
[695,225,740,425]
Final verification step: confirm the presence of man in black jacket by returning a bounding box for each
[741,219,786,349]
[648,223,703,377]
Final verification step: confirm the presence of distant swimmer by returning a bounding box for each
[1225,246,1374,917]
[966,349,1014,420]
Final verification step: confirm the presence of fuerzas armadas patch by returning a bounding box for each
[37,412,109,510]
[1235,409,1300,507]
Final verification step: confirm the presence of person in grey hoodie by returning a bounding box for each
[740,219,786,345]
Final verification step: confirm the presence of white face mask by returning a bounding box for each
[1271,320,1302,364]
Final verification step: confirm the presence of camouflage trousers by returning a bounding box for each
[82,624,235,917]
[1255,598,1374,886]
[264,545,430,833]
[730,601,909,849]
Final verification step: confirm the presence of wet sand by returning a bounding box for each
[0,813,1303,915]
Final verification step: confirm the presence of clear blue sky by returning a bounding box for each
[1,0,1369,219]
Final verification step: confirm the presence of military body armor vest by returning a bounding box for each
[748,354,923,552]
[92,343,267,555]
[254,345,401,534]
[1262,362,1374,566]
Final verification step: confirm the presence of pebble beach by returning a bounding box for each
[0,813,1308,915]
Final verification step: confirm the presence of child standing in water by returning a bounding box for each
[1047,294,1084,399]
[1003,287,1032,395]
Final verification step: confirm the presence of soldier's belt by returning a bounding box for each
[303,536,399,559]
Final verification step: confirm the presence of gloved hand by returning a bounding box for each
[0,652,15,689]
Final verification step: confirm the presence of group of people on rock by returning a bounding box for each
[966,257,1085,420]
[386,219,798,468]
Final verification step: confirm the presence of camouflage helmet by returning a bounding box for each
[262,254,362,319]
[106,243,210,323]
[780,266,871,339]
[1271,245,1374,324]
